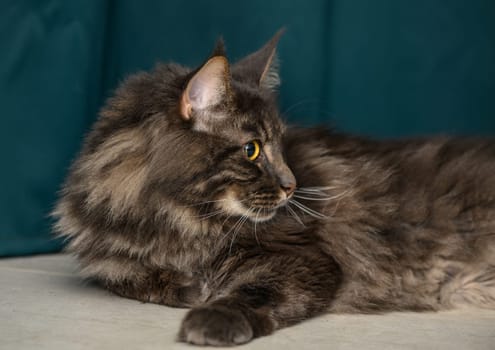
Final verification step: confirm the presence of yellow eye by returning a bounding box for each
[243,140,260,161]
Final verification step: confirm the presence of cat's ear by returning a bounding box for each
[211,37,226,57]
[180,55,230,120]
[233,28,284,91]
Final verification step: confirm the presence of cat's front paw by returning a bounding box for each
[178,305,253,346]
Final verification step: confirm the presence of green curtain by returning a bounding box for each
[1,0,494,256]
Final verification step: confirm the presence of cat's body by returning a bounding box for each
[53,32,495,346]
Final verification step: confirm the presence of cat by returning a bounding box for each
[53,30,495,346]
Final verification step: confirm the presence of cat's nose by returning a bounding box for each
[280,181,296,197]
[276,164,296,198]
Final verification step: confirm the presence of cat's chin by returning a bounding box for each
[217,189,283,223]
[247,209,277,223]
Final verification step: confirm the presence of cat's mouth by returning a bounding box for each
[244,207,278,222]
[221,198,281,223]
[246,196,290,222]
[217,188,287,223]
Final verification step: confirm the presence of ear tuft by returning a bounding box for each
[211,37,226,57]
[180,56,229,120]
[232,28,285,91]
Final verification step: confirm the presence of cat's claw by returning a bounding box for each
[178,305,253,346]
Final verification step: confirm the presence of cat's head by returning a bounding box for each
[170,30,295,223]
[81,30,296,225]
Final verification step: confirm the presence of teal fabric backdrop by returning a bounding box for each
[1,0,494,256]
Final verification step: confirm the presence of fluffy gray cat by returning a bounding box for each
[53,31,495,346]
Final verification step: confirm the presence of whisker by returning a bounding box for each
[185,198,249,208]
[295,187,353,204]
[184,198,253,221]
[253,209,261,246]
[219,215,244,244]
[229,210,251,254]
[197,210,226,221]
[219,210,236,233]
[295,189,336,196]
[282,98,318,116]
[221,207,253,241]
[293,189,352,201]
[293,194,337,201]
[294,191,329,198]
[183,209,224,219]
[286,203,306,227]
[331,189,354,216]
[302,186,339,190]
[289,199,327,219]
[296,186,340,194]
[297,186,339,192]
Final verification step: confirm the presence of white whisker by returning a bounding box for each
[229,210,252,254]
[219,215,242,243]
[331,189,354,215]
[253,208,261,246]
[294,191,329,197]
[282,98,318,116]
[295,189,335,196]
[296,186,339,193]
[293,188,351,201]
[302,186,339,190]
[185,198,249,208]
[183,209,225,220]
[293,194,336,201]
[286,203,306,227]
[289,199,327,219]
[197,210,226,221]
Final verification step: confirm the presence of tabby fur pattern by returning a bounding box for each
[53,31,495,346]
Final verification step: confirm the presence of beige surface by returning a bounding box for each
[1,254,494,350]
